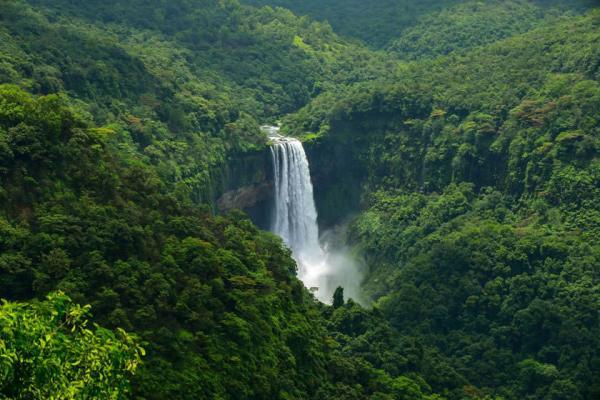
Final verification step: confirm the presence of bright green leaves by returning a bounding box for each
[0,85,33,127]
[0,292,143,399]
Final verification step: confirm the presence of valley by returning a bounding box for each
[0,1,598,399]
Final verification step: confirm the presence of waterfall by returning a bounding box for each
[265,127,326,296]
[270,137,321,259]
[264,126,363,304]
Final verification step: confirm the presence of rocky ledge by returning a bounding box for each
[217,182,273,212]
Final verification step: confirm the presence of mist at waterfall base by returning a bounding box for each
[266,127,364,304]
[317,225,365,304]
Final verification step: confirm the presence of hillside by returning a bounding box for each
[387,0,579,59]
[0,0,448,399]
[242,0,596,48]
[0,1,599,399]
[1,0,391,206]
[0,77,457,400]
[242,0,461,47]
[286,10,600,400]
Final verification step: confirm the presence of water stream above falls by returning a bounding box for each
[264,126,362,303]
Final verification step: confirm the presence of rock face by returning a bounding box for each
[213,129,365,231]
[304,131,365,229]
[214,147,274,229]
[218,182,273,211]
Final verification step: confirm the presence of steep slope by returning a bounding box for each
[0,84,463,399]
[286,10,600,399]
[242,0,461,47]
[1,0,390,206]
[242,0,596,48]
[387,0,581,59]
[20,0,391,117]
[0,84,311,398]
[0,1,466,399]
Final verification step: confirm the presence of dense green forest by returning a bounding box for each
[0,0,598,399]
[0,0,390,204]
[285,7,600,400]
[242,0,596,48]
[0,78,446,400]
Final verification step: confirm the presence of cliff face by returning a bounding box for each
[217,182,272,211]
[304,131,366,229]
[215,147,274,229]
[213,134,364,231]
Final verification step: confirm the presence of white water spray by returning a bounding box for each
[264,126,363,303]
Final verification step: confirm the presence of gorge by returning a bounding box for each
[1,0,598,399]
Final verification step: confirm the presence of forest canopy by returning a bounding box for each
[0,0,598,399]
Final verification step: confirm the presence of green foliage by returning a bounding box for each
[243,0,461,47]
[346,179,600,399]
[289,11,600,202]
[243,0,595,48]
[387,0,581,60]
[0,0,390,204]
[0,291,143,399]
[287,8,600,400]
[0,83,446,399]
[332,286,344,308]
[0,1,599,399]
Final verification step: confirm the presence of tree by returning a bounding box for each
[0,292,144,399]
[332,286,344,308]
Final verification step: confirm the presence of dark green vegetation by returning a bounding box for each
[387,0,583,59]
[287,8,600,400]
[0,0,599,399]
[243,0,596,48]
[0,0,389,204]
[243,0,462,47]
[0,84,446,399]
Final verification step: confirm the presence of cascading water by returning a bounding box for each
[267,127,324,293]
[264,126,363,304]
[270,137,321,260]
